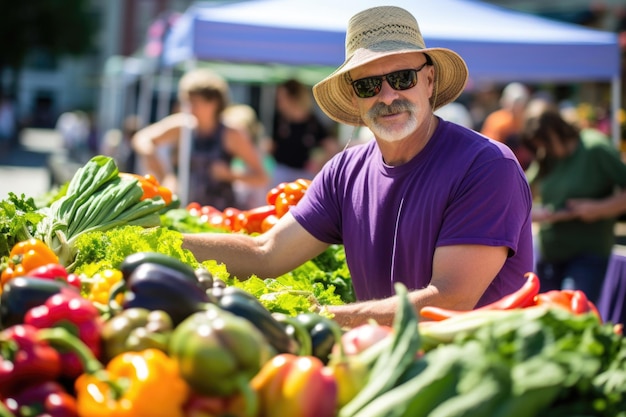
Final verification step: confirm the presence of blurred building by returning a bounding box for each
[10,0,195,130]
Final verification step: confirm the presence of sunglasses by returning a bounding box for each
[350,61,431,99]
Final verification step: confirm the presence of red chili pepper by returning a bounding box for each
[420,272,541,321]
[4,381,78,417]
[0,325,62,398]
[24,288,103,380]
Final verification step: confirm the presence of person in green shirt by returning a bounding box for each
[522,103,626,304]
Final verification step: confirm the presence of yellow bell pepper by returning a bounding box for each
[75,348,190,417]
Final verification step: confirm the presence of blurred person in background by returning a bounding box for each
[522,102,626,304]
[132,68,269,210]
[55,110,91,162]
[435,101,474,129]
[270,78,339,185]
[100,114,141,173]
[222,103,273,209]
[481,82,534,170]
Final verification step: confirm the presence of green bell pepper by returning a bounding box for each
[100,307,173,362]
[169,304,274,417]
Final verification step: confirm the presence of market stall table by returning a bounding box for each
[597,244,626,325]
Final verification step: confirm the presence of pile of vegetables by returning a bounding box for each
[180,177,312,234]
[0,155,625,417]
[35,155,171,266]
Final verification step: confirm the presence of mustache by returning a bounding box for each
[367,100,415,119]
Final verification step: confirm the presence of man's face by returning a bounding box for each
[350,54,433,143]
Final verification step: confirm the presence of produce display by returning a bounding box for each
[0,155,625,417]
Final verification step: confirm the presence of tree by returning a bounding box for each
[0,0,98,96]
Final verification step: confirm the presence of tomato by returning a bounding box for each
[221,207,244,232]
[274,193,297,218]
[201,205,221,216]
[186,202,201,211]
[282,182,306,203]
[207,213,227,229]
[266,182,288,205]
[261,214,280,233]
[295,178,312,190]
[243,205,277,234]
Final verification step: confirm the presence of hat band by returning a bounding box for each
[346,23,424,58]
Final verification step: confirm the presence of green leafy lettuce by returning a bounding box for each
[0,192,44,258]
[70,225,198,276]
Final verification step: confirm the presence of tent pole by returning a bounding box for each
[177,60,198,206]
[611,76,622,150]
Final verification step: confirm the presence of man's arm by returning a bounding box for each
[328,244,509,328]
[182,212,330,280]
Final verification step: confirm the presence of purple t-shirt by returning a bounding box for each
[291,118,534,307]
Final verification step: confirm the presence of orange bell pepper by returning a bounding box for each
[75,348,189,417]
[38,326,189,417]
[1,238,59,287]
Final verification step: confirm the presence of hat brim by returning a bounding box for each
[313,47,469,126]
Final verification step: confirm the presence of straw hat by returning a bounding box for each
[313,6,469,126]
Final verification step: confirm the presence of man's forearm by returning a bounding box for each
[328,285,442,328]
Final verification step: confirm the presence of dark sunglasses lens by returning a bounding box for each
[353,77,382,98]
[386,69,417,90]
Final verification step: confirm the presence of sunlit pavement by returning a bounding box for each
[0,129,64,200]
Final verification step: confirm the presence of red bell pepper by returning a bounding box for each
[24,288,103,379]
[535,289,602,322]
[4,381,78,417]
[419,272,541,321]
[26,263,81,290]
[0,325,62,398]
[251,353,337,417]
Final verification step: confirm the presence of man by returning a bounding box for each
[183,6,534,327]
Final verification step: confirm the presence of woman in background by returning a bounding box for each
[132,68,269,210]
[522,101,626,304]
